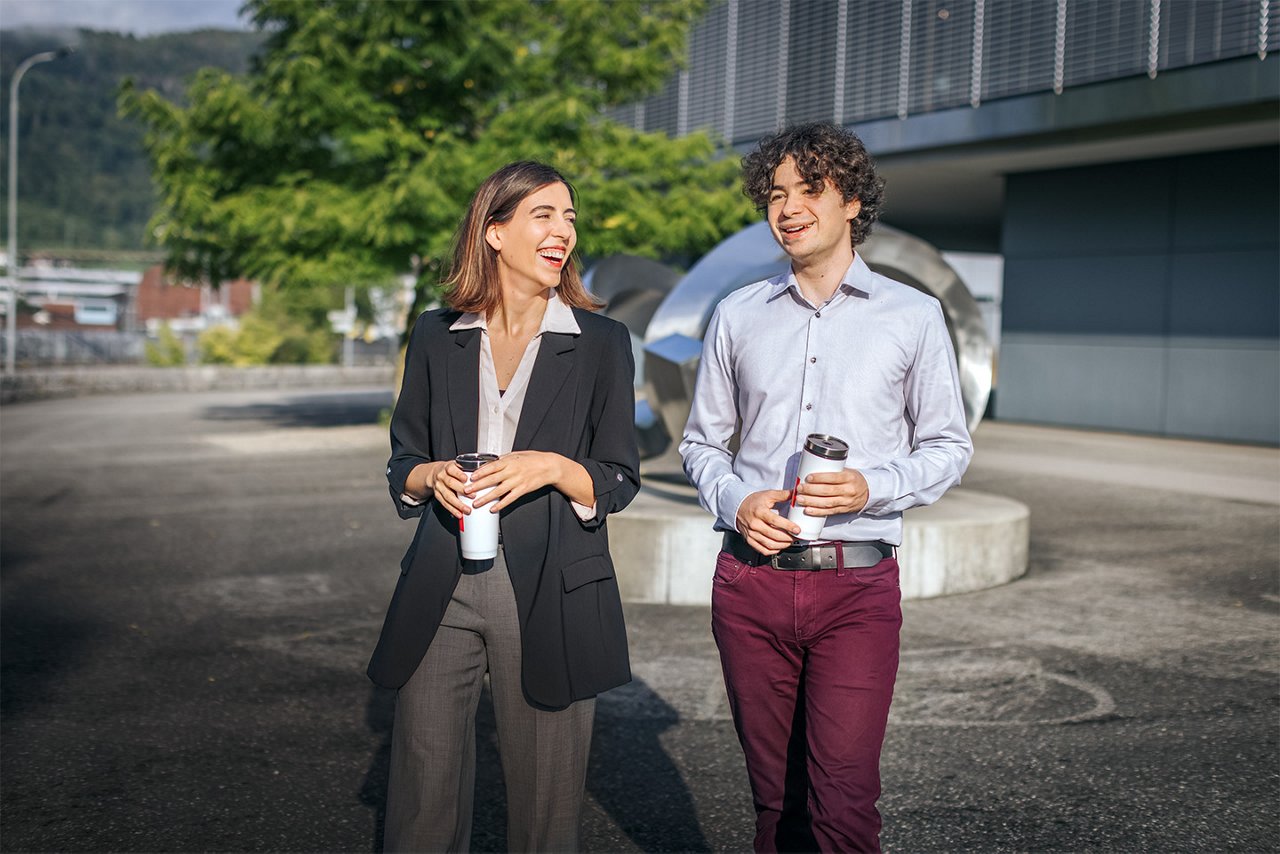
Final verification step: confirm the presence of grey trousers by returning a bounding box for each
[384,547,596,853]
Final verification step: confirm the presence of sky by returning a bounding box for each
[0,0,250,35]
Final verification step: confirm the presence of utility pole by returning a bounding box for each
[6,47,74,375]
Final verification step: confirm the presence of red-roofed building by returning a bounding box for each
[134,265,257,334]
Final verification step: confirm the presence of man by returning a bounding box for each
[680,122,973,853]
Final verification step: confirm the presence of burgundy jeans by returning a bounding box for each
[711,549,902,854]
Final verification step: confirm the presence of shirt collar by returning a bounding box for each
[449,288,582,335]
[768,253,876,303]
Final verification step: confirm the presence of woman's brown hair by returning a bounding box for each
[442,161,603,314]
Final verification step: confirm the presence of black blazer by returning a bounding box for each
[366,306,640,710]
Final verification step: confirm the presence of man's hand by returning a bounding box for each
[736,489,800,556]
[794,468,869,516]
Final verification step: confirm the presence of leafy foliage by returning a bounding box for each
[197,296,334,365]
[0,27,262,254]
[119,0,755,317]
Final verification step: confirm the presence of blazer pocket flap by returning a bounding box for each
[561,555,614,592]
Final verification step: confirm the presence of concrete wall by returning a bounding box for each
[997,146,1280,444]
[0,365,395,405]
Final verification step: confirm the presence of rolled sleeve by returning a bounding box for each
[387,462,429,520]
[386,314,435,520]
[573,322,641,530]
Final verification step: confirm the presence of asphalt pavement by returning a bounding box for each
[1,385,1276,853]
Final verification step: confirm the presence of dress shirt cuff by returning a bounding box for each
[858,467,893,517]
[570,499,598,522]
[717,479,755,534]
[401,493,425,507]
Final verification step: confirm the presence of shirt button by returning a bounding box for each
[810,356,817,363]
[805,403,813,411]
[815,311,822,318]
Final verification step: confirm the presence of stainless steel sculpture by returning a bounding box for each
[640,221,993,453]
[584,254,683,458]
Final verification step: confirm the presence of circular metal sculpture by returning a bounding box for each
[584,254,683,459]
[641,221,993,453]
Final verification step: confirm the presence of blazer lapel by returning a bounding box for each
[513,331,576,450]
[448,327,481,453]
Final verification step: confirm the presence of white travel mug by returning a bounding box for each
[456,453,500,559]
[786,433,850,541]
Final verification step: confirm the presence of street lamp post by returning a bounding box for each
[6,47,74,376]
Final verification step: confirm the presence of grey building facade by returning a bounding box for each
[609,0,1280,444]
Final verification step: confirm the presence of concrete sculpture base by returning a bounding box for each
[609,480,1029,605]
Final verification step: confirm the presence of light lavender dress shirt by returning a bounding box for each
[401,290,596,520]
[679,253,973,546]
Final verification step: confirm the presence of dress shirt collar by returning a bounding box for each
[449,288,582,335]
[768,252,876,304]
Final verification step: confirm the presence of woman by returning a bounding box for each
[367,161,640,852]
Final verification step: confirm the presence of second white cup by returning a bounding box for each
[786,433,850,541]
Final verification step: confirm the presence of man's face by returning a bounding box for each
[766,156,861,266]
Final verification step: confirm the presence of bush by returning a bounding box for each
[145,322,187,366]
[196,306,336,366]
[197,324,240,364]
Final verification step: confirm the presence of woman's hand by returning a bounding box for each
[408,460,470,519]
[466,451,579,513]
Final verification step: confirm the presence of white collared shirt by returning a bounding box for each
[679,253,973,546]
[403,290,595,519]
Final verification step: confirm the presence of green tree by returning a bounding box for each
[0,28,262,256]
[119,0,755,330]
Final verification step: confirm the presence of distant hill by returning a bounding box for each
[0,28,264,260]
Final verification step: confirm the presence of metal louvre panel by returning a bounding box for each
[1158,0,1259,70]
[687,1,730,134]
[908,0,975,114]
[733,0,786,141]
[644,73,680,135]
[607,0,1272,136]
[1062,0,1147,88]
[981,0,1058,102]
[843,1,902,122]
[1268,0,1278,53]
[785,0,840,124]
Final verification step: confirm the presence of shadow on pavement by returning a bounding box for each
[202,391,393,429]
[590,677,713,852]
[0,550,101,719]
[360,676,710,853]
[359,685,395,853]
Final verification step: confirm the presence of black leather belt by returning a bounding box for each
[723,531,894,571]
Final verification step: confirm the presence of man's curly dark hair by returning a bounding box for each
[742,122,885,248]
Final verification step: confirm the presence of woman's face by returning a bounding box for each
[486,182,577,297]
